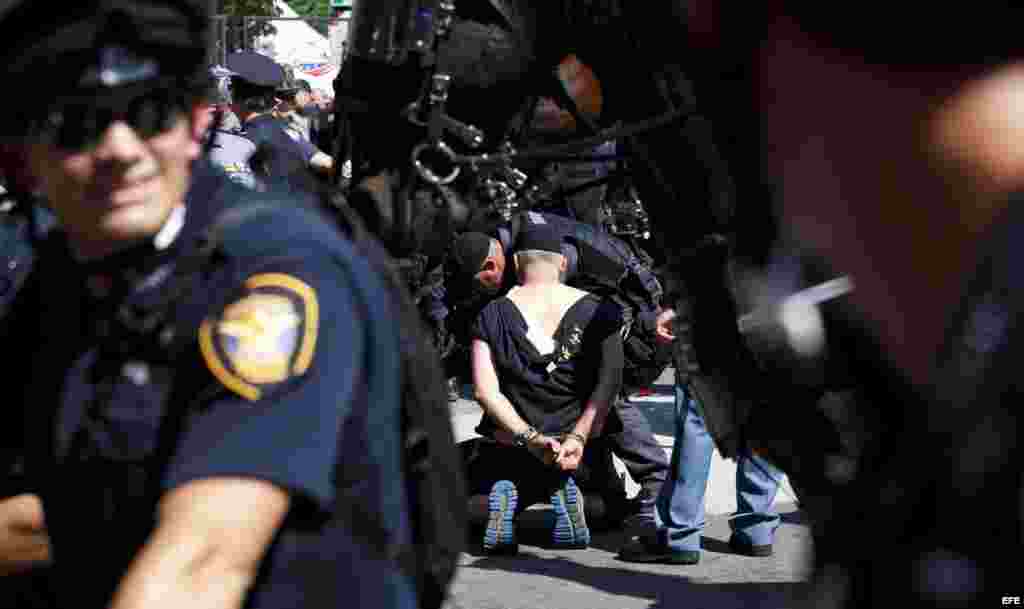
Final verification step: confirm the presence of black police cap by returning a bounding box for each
[450,232,493,280]
[226,51,286,90]
[0,1,208,90]
[518,224,563,255]
[0,0,209,133]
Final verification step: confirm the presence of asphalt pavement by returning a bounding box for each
[444,370,814,609]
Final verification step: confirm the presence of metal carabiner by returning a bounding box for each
[412,140,461,185]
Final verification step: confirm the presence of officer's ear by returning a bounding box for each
[559,254,568,274]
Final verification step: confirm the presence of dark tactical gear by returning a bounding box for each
[776,198,1024,607]
[318,198,467,609]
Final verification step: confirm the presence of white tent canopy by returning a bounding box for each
[253,0,346,94]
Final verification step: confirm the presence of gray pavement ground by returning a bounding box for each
[445,370,814,609]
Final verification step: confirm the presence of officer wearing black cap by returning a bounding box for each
[225,51,333,187]
[202,68,258,189]
[0,2,423,608]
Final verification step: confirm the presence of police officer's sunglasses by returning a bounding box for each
[27,86,191,151]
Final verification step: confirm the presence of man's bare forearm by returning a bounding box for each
[108,535,255,609]
[108,478,289,609]
[0,494,50,576]
[572,399,610,440]
[475,388,532,438]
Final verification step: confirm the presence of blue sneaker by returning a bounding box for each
[551,477,590,548]
[483,480,518,554]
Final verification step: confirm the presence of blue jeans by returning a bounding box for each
[655,384,782,552]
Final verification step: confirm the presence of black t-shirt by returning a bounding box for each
[471,292,624,436]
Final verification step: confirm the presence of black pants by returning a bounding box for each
[461,401,667,520]
[602,399,669,512]
[462,437,619,512]
[0,568,55,609]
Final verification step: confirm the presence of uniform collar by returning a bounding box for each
[71,205,184,298]
[72,202,184,259]
[153,205,186,251]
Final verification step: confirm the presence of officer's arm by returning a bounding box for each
[0,493,49,575]
[107,477,289,609]
[113,258,365,608]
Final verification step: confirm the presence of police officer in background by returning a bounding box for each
[208,64,243,132]
[0,2,421,608]
[202,69,258,189]
[275,68,315,143]
[225,51,334,186]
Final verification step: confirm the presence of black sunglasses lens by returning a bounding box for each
[45,106,97,150]
[40,90,187,150]
[130,91,187,139]
[130,97,163,139]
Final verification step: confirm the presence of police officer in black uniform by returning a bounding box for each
[225,51,333,187]
[0,2,422,608]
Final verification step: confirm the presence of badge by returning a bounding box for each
[79,45,159,88]
[200,273,319,401]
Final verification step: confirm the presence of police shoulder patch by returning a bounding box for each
[199,273,319,401]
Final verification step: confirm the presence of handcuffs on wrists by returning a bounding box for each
[514,426,539,448]
[563,431,587,446]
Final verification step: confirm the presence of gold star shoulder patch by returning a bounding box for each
[199,273,319,401]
